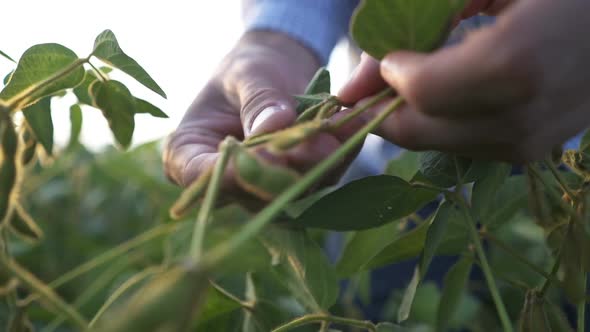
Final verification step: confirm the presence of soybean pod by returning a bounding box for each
[267,120,327,153]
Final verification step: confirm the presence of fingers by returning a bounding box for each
[234,72,300,137]
[338,54,387,105]
[163,87,243,186]
[379,10,538,118]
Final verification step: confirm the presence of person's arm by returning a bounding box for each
[339,0,590,163]
[164,0,359,188]
[242,0,358,66]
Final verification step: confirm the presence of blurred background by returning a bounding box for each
[1,0,352,150]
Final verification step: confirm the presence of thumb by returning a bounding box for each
[239,83,297,137]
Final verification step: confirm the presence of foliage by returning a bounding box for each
[1,1,589,332]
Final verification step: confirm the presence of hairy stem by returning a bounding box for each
[202,96,405,269]
[544,157,576,201]
[271,313,376,332]
[0,255,88,329]
[6,58,88,111]
[190,137,234,261]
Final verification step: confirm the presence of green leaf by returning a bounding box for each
[3,70,13,85]
[68,104,83,148]
[195,287,242,327]
[260,226,339,311]
[366,207,469,271]
[0,50,15,63]
[484,175,528,229]
[436,256,472,332]
[580,129,590,152]
[92,30,166,98]
[385,151,421,182]
[294,92,332,114]
[22,97,53,154]
[418,201,453,279]
[351,0,467,59]
[134,98,168,118]
[418,151,472,188]
[471,162,511,220]
[296,175,438,231]
[304,67,330,95]
[0,44,85,106]
[365,220,430,270]
[398,267,420,322]
[73,70,99,106]
[399,201,454,322]
[89,80,136,148]
[336,222,401,276]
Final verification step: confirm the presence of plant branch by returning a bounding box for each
[201,97,405,269]
[33,223,178,298]
[0,255,88,329]
[189,137,234,261]
[451,157,513,332]
[331,87,394,129]
[539,222,570,297]
[544,157,576,200]
[89,265,164,327]
[210,280,254,310]
[271,313,376,332]
[88,61,107,82]
[6,58,88,111]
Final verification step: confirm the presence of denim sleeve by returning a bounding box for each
[242,0,359,65]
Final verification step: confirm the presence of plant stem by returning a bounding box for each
[539,222,570,297]
[89,265,164,327]
[544,157,576,200]
[454,193,512,332]
[210,280,254,310]
[201,96,405,269]
[6,58,87,111]
[42,223,177,294]
[483,232,561,287]
[189,138,234,261]
[331,87,394,129]
[271,313,376,332]
[42,256,133,332]
[0,255,88,329]
[88,61,107,82]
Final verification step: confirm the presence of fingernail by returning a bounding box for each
[251,105,285,134]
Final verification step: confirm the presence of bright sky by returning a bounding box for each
[1,1,350,150]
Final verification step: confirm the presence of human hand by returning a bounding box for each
[164,31,362,192]
[339,0,590,163]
